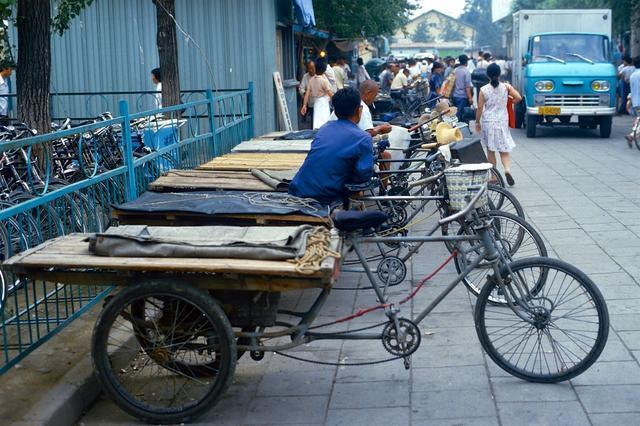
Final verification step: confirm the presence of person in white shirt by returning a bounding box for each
[0,66,13,117]
[323,60,338,92]
[407,59,421,81]
[339,57,353,83]
[332,59,346,90]
[299,61,316,97]
[390,68,409,90]
[151,68,162,108]
[356,57,370,87]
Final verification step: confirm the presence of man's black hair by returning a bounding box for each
[332,88,361,119]
[458,55,468,66]
[151,68,162,82]
[634,56,640,68]
[483,52,491,61]
[408,58,417,66]
[432,61,444,70]
[357,57,364,66]
[315,57,328,74]
[623,54,633,64]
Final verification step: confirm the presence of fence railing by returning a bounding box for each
[0,84,254,373]
[3,88,246,122]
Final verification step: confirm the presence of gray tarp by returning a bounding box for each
[89,225,314,260]
[250,169,298,191]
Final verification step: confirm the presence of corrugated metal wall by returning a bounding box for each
[9,0,278,135]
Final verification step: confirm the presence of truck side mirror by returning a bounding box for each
[523,53,532,66]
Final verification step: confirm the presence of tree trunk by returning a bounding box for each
[631,4,640,57]
[16,0,51,134]
[155,0,180,107]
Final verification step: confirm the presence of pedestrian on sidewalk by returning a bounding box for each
[452,54,474,122]
[379,63,394,95]
[0,64,13,121]
[475,63,522,186]
[150,68,162,108]
[625,56,640,147]
[299,61,316,124]
[618,55,635,114]
[301,59,334,129]
[356,57,370,88]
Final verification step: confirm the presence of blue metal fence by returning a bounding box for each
[0,85,254,373]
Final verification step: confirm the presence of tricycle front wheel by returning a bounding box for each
[92,281,237,424]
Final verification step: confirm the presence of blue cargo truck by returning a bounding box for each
[511,9,616,138]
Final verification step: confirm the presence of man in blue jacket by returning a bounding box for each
[289,87,374,205]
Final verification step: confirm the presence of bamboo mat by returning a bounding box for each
[198,153,306,171]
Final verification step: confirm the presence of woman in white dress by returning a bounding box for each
[475,63,522,186]
[300,59,334,129]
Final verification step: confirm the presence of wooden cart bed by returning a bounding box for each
[148,170,273,192]
[3,233,342,291]
[198,153,306,171]
[231,139,311,153]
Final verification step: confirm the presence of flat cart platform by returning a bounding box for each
[148,170,274,192]
[3,233,341,291]
[197,152,306,171]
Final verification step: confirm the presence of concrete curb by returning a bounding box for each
[21,353,100,426]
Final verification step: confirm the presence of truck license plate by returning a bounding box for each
[538,106,561,115]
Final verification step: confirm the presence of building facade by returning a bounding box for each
[8,0,299,135]
[391,10,474,58]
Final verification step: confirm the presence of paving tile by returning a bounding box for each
[411,389,497,420]
[412,365,489,392]
[574,385,640,413]
[590,412,640,426]
[491,377,576,402]
[497,401,589,426]
[411,343,485,368]
[244,395,328,425]
[618,331,640,350]
[329,380,409,408]
[571,361,640,385]
[335,359,410,383]
[611,314,640,331]
[420,327,479,346]
[412,417,499,426]
[256,369,334,396]
[325,407,410,426]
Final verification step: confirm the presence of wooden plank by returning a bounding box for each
[112,210,329,226]
[18,270,328,291]
[149,173,273,192]
[4,234,339,281]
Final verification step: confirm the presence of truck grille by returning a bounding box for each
[543,95,600,107]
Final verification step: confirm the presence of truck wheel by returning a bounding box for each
[514,103,525,129]
[599,116,612,138]
[526,114,537,138]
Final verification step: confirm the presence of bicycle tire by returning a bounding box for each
[475,257,609,383]
[92,281,236,424]
[454,210,547,304]
[490,167,506,188]
[486,185,525,219]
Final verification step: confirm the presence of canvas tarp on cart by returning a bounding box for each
[250,169,298,191]
[113,190,329,218]
[89,225,314,260]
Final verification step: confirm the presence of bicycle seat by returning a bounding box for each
[332,210,388,232]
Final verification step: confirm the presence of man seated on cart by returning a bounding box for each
[289,87,374,205]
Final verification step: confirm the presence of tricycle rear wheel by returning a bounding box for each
[92,281,236,424]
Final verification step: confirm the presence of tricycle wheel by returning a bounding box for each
[92,281,236,424]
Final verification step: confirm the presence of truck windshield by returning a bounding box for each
[531,34,608,63]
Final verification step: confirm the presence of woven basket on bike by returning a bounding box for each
[443,163,492,211]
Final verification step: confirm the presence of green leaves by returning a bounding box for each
[51,0,94,35]
[314,0,416,38]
